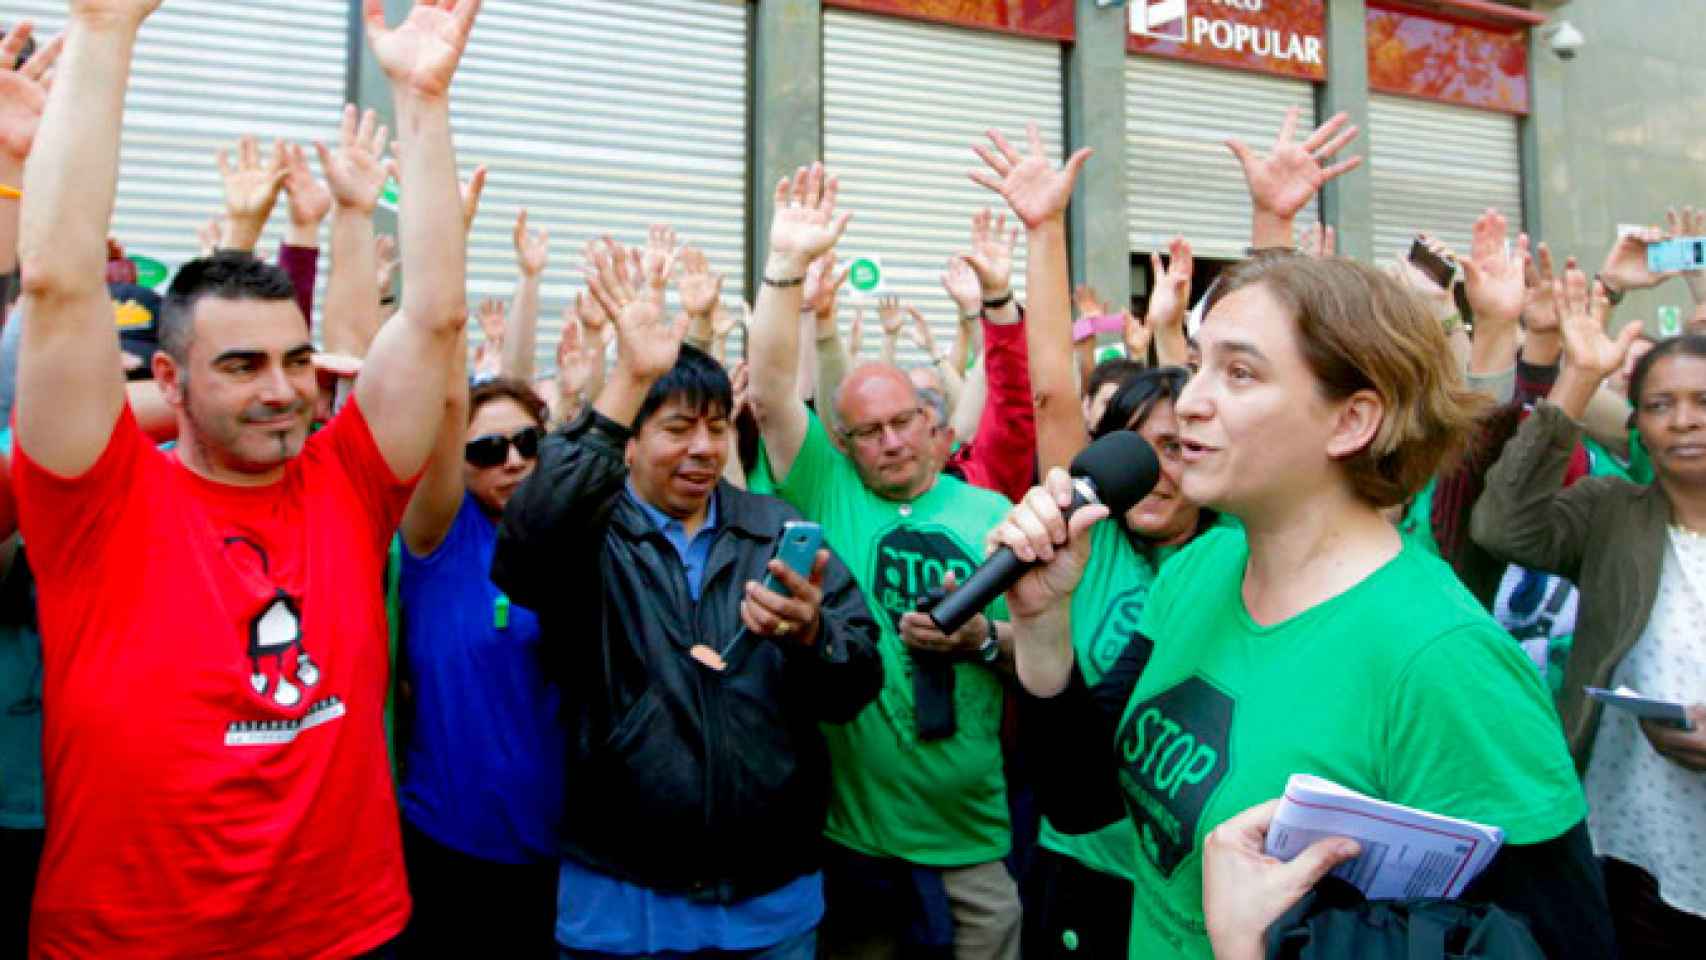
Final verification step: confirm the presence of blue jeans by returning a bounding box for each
[558,927,815,960]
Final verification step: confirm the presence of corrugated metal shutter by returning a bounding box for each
[451,0,750,372]
[1369,94,1522,261]
[8,0,348,326]
[824,9,1064,369]
[1125,55,1318,259]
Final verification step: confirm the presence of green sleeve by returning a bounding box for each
[1382,625,1586,845]
[775,409,854,519]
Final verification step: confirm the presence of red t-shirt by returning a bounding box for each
[13,401,415,959]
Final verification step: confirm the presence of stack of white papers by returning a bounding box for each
[1263,774,1504,900]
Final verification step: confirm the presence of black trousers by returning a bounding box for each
[0,827,43,960]
[1603,857,1706,960]
[1019,846,1133,959]
[398,820,560,959]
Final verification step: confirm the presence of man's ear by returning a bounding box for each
[1325,388,1384,462]
[624,436,636,468]
[150,351,186,408]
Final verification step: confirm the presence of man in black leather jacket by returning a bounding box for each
[492,242,881,959]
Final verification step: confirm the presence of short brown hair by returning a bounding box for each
[469,377,548,429]
[1208,252,1486,508]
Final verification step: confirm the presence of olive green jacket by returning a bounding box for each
[1470,401,1668,773]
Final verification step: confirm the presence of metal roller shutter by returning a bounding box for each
[824,9,1064,369]
[8,0,348,326]
[1125,56,1317,259]
[451,0,750,372]
[1369,95,1522,261]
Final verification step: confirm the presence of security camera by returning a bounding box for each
[1549,21,1584,61]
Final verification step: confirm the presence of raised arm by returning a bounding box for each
[317,105,390,357]
[15,1,156,478]
[676,243,723,355]
[501,208,548,381]
[400,327,471,556]
[1470,264,1642,579]
[748,163,851,481]
[1148,236,1193,369]
[968,121,1090,477]
[807,253,853,434]
[0,23,61,302]
[875,294,901,367]
[354,0,480,479]
[585,236,681,427]
[1226,106,1361,250]
[1459,208,1528,403]
[217,135,287,254]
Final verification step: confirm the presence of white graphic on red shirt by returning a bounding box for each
[247,590,319,708]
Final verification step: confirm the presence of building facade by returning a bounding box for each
[18,0,1698,367]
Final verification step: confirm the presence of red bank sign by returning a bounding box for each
[1127,0,1328,82]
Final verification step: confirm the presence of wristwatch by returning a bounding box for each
[976,619,1001,664]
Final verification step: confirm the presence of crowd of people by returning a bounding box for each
[1,1,1703,958]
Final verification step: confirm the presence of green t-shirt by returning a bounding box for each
[1396,476,1440,556]
[1036,521,1176,880]
[1118,526,1586,959]
[776,413,1014,866]
[1584,429,1654,485]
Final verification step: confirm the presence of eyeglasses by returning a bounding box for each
[465,426,541,468]
[840,406,925,446]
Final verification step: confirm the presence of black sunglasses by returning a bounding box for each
[465,426,541,468]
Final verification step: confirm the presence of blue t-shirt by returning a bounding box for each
[555,488,823,954]
[0,427,43,831]
[398,491,564,864]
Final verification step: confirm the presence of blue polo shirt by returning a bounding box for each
[554,488,823,954]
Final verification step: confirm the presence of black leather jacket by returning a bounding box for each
[492,410,881,903]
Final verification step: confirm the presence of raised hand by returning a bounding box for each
[1460,208,1529,331]
[585,236,685,383]
[363,0,482,100]
[877,295,904,338]
[768,162,852,273]
[1147,236,1194,334]
[676,245,724,320]
[1073,284,1104,319]
[217,135,288,249]
[197,217,226,258]
[802,252,849,319]
[0,23,61,165]
[711,301,740,341]
[969,121,1091,231]
[904,305,938,356]
[1387,235,1456,320]
[848,305,866,358]
[963,208,1017,297]
[556,316,595,401]
[728,360,751,421]
[574,276,615,350]
[474,297,506,346]
[512,208,549,277]
[1558,258,1643,384]
[280,143,332,232]
[941,255,982,317]
[1599,224,1673,294]
[1227,107,1362,223]
[313,105,390,215]
[1522,240,1562,335]
[1123,309,1152,361]
[643,223,679,284]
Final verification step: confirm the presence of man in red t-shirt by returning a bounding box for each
[9,1,481,956]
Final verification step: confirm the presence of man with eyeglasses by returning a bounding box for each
[494,237,881,959]
[747,164,1024,959]
[392,373,564,954]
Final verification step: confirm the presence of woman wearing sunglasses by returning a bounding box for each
[393,372,564,954]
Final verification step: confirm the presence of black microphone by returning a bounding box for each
[926,431,1161,635]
